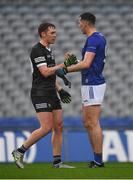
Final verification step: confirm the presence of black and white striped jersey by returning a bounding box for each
[30,42,56,91]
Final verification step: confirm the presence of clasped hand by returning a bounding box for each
[55,53,78,76]
[64,53,78,67]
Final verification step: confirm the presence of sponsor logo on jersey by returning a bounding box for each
[34,56,46,63]
[47,54,55,60]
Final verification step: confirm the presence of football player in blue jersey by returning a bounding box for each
[56,12,107,168]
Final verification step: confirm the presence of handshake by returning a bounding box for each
[55,53,78,88]
[56,54,78,102]
[56,53,78,77]
[64,54,78,67]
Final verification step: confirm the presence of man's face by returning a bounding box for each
[42,26,57,44]
[78,18,88,34]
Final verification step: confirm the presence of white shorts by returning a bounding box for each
[81,83,106,106]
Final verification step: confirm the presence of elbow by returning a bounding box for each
[39,67,55,77]
[82,63,90,69]
[42,71,54,77]
[43,74,48,78]
[42,72,49,78]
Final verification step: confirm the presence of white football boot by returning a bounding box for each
[12,150,24,169]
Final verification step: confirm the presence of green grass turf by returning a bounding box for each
[0,162,133,179]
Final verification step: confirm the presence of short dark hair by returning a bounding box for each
[79,12,96,25]
[38,22,56,37]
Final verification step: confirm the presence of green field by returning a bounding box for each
[0,162,133,179]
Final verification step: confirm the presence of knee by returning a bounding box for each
[83,118,96,131]
[53,122,63,134]
[40,126,52,135]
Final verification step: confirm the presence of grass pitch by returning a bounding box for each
[0,162,133,179]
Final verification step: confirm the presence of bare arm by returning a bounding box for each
[67,52,95,72]
[38,63,64,77]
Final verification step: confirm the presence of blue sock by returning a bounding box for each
[94,152,102,164]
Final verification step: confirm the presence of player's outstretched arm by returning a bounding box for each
[38,63,64,78]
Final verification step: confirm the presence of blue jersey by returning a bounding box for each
[81,32,106,85]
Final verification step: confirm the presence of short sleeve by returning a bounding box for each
[86,36,98,53]
[34,56,47,67]
[31,47,47,67]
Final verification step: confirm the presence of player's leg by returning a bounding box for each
[81,84,106,168]
[12,112,53,169]
[24,112,53,148]
[12,94,54,169]
[51,95,75,169]
[52,109,63,166]
[52,110,63,156]
[82,105,104,167]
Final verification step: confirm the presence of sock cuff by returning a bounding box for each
[17,145,27,154]
[53,155,61,165]
[53,155,61,158]
[22,145,27,150]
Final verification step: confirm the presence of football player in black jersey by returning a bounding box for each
[12,23,74,169]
